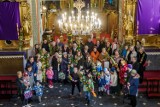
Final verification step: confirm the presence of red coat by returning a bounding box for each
[119,64,128,85]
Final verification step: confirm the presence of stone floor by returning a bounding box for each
[0,83,160,107]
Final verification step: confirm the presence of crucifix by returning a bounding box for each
[73,0,85,14]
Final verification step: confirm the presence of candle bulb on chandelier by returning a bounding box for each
[70,24,72,30]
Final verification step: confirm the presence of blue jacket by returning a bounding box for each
[121,49,127,58]
[98,76,106,87]
[33,84,43,96]
[97,66,103,72]
[129,74,140,96]
[26,61,38,74]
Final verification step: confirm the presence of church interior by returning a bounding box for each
[0,0,160,107]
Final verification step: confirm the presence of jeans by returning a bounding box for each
[85,91,91,101]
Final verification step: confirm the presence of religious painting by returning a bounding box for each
[103,0,118,10]
[45,1,60,11]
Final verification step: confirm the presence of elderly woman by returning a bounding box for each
[98,48,109,68]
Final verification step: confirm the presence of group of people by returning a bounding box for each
[16,36,147,107]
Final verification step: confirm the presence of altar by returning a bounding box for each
[0,51,26,75]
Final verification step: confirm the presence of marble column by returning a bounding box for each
[118,0,124,44]
[29,0,42,45]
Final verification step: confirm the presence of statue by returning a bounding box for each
[23,15,30,35]
[126,13,133,36]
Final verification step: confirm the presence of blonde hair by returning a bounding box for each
[17,71,22,76]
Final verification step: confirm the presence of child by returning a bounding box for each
[98,71,106,96]
[16,71,26,106]
[22,72,31,107]
[26,65,34,88]
[46,66,54,88]
[96,61,103,73]
[104,68,111,95]
[110,67,118,95]
[36,57,42,82]
[71,66,81,96]
[128,70,140,107]
[83,72,95,105]
[33,81,43,103]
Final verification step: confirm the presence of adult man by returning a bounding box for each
[137,47,147,84]
[131,56,139,72]
[86,38,94,53]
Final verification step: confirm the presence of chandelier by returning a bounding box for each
[58,0,101,35]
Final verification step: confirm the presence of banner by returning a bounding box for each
[137,0,160,34]
[0,2,20,40]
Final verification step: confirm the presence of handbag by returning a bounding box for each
[24,88,33,99]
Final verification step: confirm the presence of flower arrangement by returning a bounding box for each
[68,75,74,81]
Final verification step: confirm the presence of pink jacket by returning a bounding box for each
[46,69,54,79]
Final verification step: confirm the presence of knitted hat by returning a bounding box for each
[104,68,108,72]
[127,64,133,69]
[104,68,110,74]
[23,72,28,77]
[110,67,115,72]
[131,69,137,75]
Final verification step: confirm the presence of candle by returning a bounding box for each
[72,11,74,16]
[81,24,83,30]
[70,24,72,30]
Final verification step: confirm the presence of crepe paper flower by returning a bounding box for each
[68,75,74,81]
[92,91,97,97]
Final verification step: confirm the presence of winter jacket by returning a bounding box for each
[96,65,103,72]
[110,72,118,87]
[51,56,58,70]
[98,76,106,87]
[60,57,68,72]
[129,74,140,96]
[26,61,38,74]
[90,51,100,63]
[26,71,34,87]
[16,77,26,94]
[33,84,43,96]
[119,64,128,85]
[104,74,111,85]
[121,49,127,58]
[46,69,54,79]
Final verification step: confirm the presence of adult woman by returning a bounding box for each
[90,46,100,63]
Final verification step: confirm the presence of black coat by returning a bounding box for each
[42,43,50,52]
[86,41,94,53]
[137,52,147,66]
[132,61,140,72]
[51,56,58,70]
